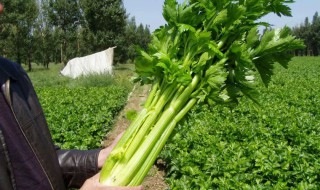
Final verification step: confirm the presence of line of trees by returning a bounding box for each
[0,0,151,70]
[291,12,320,56]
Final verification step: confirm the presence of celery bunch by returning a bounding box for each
[100,0,304,186]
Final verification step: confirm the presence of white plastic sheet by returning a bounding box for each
[61,47,115,78]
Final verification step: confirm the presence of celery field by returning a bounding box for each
[29,57,320,188]
[160,56,320,189]
[27,63,134,150]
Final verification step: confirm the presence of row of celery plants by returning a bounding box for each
[160,57,320,189]
[37,86,129,150]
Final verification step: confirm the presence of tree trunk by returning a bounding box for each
[28,58,32,71]
[312,45,319,56]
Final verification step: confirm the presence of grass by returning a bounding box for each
[24,62,135,90]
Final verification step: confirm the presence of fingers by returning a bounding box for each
[112,131,124,146]
[0,3,3,14]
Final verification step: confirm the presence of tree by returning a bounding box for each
[136,23,151,50]
[0,0,152,66]
[292,12,320,56]
[123,17,152,62]
[123,17,138,61]
[0,0,38,68]
[32,0,57,68]
[47,0,83,64]
[80,0,127,62]
[310,12,320,56]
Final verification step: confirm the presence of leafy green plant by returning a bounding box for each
[125,110,138,122]
[99,0,304,186]
[161,57,320,189]
[28,62,133,150]
[37,86,129,150]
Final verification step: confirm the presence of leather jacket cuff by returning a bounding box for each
[56,148,101,188]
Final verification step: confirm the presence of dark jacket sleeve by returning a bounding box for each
[56,148,101,188]
[0,131,14,190]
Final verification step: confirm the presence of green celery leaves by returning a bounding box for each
[100,0,304,186]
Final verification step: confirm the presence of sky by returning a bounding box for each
[123,0,320,32]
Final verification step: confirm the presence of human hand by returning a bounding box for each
[0,3,3,14]
[80,172,143,190]
[98,132,124,168]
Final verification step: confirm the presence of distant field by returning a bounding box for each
[25,63,135,88]
[160,56,320,189]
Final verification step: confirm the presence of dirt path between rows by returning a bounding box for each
[102,84,169,190]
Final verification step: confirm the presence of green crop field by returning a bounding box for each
[26,57,320,188]
[26,63,134,150]
[160,56,320,189]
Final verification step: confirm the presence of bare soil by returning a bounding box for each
[102,84,169,190]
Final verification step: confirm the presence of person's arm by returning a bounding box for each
[57,133,123,188]
[57,148,101,188]
[57,147,143,190]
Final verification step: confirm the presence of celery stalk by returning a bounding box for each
[100,0,304,186]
